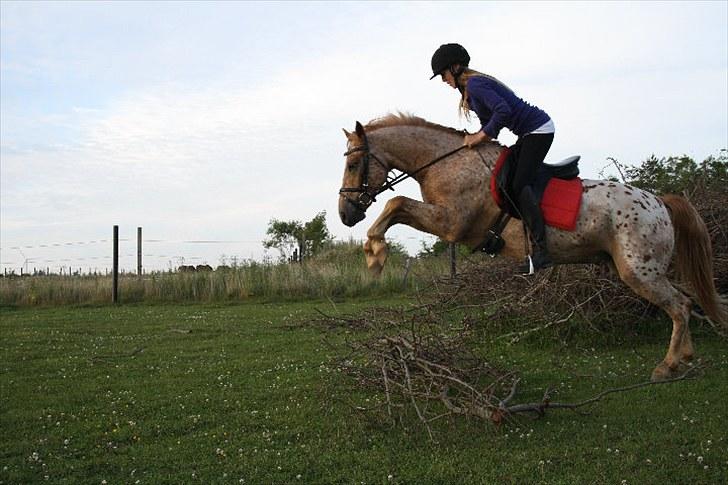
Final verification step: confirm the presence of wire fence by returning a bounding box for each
[0,237,266,276]
[0,233,437,276]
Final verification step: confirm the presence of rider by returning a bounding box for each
[430,43,555,273]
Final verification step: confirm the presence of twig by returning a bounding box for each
[504,364,702,416]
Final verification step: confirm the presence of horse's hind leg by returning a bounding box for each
[651,289,693,381]
[613,262,692,381]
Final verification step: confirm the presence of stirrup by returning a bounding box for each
[518,255,535,275]
[518,254,553,275]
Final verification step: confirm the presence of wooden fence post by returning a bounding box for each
[113,225,119,303]
[137,227,142,277]
[402,257,412,288]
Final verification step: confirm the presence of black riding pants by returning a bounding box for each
[512,133,554,197]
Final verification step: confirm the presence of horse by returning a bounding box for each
[337,113,727,382]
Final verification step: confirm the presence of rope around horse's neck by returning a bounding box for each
[375,145,468,196]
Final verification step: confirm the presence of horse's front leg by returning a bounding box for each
[364,196,465,275]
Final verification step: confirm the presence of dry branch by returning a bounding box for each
[323,309,704,439]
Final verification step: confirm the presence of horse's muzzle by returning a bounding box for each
[339,196,367,227]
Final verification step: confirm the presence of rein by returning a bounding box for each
[339,129,467,212]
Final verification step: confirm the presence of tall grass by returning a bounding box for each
[0,241,451,306]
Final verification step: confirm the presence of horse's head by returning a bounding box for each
[338,121,390,227]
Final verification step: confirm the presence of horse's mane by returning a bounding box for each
[365,112,465,136]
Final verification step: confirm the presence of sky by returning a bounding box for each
[1,0,727,273]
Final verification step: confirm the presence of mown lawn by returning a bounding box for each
[0,300,726,484]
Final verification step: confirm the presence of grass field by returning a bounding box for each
[0,241,446,307]
[1,299,727,484]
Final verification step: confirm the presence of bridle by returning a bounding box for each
[339,127,467,213]
[338,128,390,212]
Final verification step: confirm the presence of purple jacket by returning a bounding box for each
[466,76,550,139]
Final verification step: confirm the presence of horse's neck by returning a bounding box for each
[371,126,500,175]
[371,126,462,173]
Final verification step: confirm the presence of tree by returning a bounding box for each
[302,211,331,257]
[624,150,727,195]
[263,211,333,262]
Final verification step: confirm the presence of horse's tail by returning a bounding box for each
[662,194,728,331]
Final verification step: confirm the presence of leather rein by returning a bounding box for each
[338,128,467,212]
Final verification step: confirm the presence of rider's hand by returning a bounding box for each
[463,131,490,148]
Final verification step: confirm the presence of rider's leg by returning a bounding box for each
[518,185,552,271]
[512,133,553,273]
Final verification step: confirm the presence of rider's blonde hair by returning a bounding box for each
[456,68,514,121]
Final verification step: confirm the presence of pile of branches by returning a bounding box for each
[330,312,515,439]
[315,305,699,440]
[422,260,659,343]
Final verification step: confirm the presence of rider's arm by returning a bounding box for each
[467,77,512,139]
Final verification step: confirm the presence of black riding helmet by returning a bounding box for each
[430,43,470,80]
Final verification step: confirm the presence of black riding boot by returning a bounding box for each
[517,186,552,274]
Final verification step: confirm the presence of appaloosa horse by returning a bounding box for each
[338,113,726,381]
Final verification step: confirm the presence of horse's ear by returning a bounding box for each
[355,121,365,138]
[342,128,352,138]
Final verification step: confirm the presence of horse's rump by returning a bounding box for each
[490,147,583,231]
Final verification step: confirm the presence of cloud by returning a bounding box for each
[1,1,726,270]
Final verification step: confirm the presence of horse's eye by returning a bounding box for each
[347,162,359,172]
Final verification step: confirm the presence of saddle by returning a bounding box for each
[490,144,581,219]
[476,145,583,256]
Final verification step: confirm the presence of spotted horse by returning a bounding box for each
[337,113,727,381]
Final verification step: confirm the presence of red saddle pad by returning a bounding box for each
[490,147,583,231]
[541,177,582,231]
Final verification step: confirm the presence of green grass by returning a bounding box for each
[1,300,726,484]
[0,242,452,307]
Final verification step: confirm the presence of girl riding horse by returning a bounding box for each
[431,43,554,274]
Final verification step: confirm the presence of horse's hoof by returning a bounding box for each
[680,353,694,364]
[650,362,679,382]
